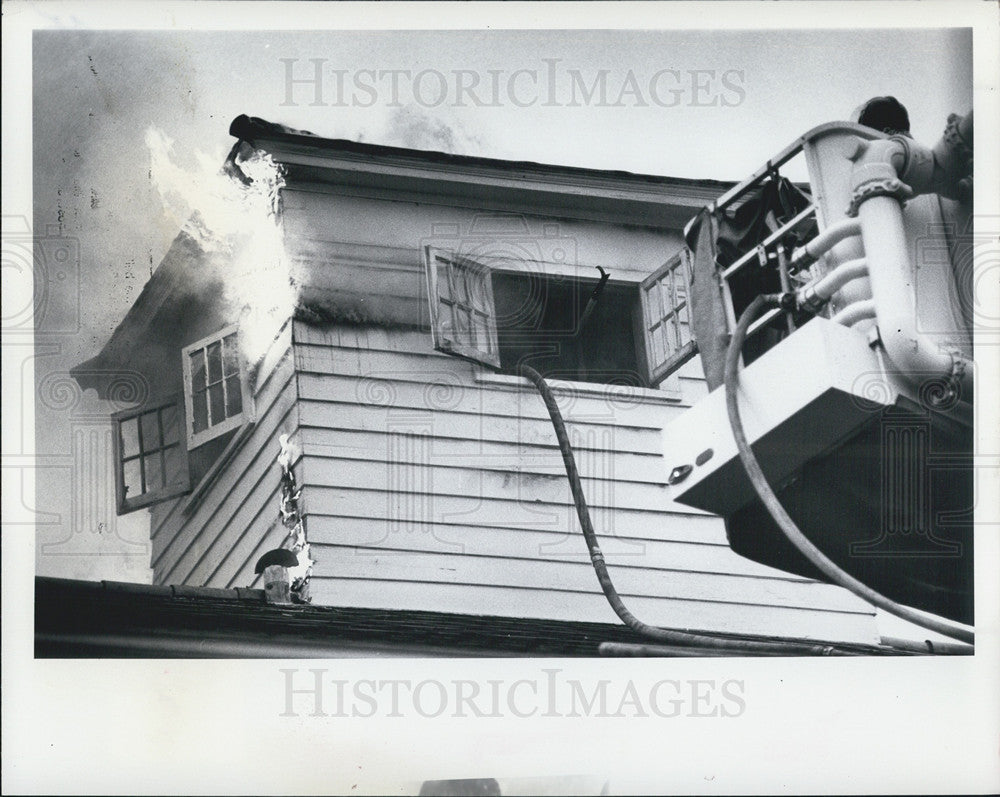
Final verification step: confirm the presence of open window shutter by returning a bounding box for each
[423,246,501,368]
[112,397,191,515]
[640,249,698,386]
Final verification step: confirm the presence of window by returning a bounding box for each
[182,325,254,448]
[639,250,698,384]
[424,246,695,388]
[425,247,500,368]
[113,399,190,514]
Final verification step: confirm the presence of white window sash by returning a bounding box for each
[181,324,255,449]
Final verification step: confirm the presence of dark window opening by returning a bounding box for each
[491,271,645,387]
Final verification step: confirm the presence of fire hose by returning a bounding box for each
[522,364,880,655]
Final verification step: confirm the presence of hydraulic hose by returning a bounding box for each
[519,363,876,656]
[723,296,975,646]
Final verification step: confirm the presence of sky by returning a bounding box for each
[27,26,973,586]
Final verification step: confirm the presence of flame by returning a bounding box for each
[145,127,293,364]
[288,543,314,584]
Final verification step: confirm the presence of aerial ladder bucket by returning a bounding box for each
[664,116,975,625]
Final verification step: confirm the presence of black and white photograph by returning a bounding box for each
[3,1,999,794]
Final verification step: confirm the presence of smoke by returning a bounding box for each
[144,127,294,365]
[384,106,482,154]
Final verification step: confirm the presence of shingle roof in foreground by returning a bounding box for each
[35,576,904,658]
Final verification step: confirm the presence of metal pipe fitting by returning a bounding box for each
[789,217,862,271]
[846,137,914,217]
[797,258,868,313]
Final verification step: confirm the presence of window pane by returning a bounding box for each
[208,382,225,425]
[654,322,667,364]
[468,272,489,312]
[678,320,692,347]
[225,375,243,417]
[123,458,143,498]
[658,280,671,324]
[437,261,452,301]
[660,319,673,358]
[439,301,455,341]
[454,306,471,343]
[222,334,241,376]
[643,285,656,329]
[163,446,186,488]
[189,350,206,391]
[474,317,492,354]
[457,268,472,304]
[120,417,140,459]
[140,411,160,450]
[161,404,180,446]
[207,341,223,383]
[144,452,164,490]
[667,267,680,307]
[192,389,209,433]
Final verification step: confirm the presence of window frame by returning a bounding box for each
[112,396,191,514]
[423,246,501,369]
[181,324,255,449]
[424,245,697,391]
[639,249,698,386]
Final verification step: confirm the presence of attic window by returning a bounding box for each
[182,325,254,448]
[112,399,191,514]
[424,246,696,387]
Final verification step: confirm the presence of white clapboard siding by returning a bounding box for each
[301,427,666,485]
[305,578,877,644]
[292,322,879,644]
[298,399,666,457]
[280,189,680,279]
[151,326,301,588]
[305,544,864,612]
[300,455,710,518]
[303,484,721,547]
[304,517,773,577]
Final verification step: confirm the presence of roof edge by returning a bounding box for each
[229,114,735,193]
